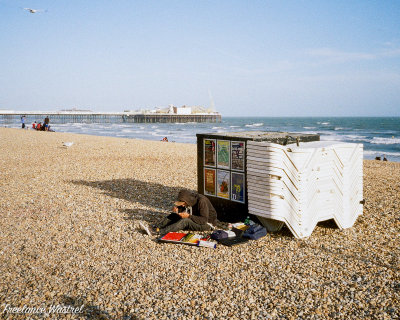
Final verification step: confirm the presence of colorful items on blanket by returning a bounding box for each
[158,232,211,246]
[158,220,267,248]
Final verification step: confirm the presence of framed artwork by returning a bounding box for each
[231,172,245,203]
[217,169,230,199]
[217,140,230,169]
[231,141,245,171]
[204,139,216,167]
[204,168,216,196]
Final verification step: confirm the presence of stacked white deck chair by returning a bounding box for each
[247,140,363,238]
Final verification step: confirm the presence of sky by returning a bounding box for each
[0,0,399,116]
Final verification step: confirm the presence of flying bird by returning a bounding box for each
[23,8,46,14]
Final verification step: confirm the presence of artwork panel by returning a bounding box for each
[231,141,245,171]
[204,139,216,167]
[217,169,230,199]
[217,140,230,169]
[231,172,245,203]
[204,168,216,196]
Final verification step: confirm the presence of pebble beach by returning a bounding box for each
[0,127,399,319]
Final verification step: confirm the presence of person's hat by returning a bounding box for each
[174,201,186,206]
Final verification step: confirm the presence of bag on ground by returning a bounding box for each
[243,224,267,240]
[210,230,229,240]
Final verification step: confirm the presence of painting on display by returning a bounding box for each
[231,172,245,203]
[204,139,216,167]
[231,141,245,171]
[217,169,230,199]
[204,168,216,196]
[217,140,230,169]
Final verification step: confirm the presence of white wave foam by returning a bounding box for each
[229,125,240,128]
[345,136,369,142]
[346,135,367,139]
[303,126,316,129]
[245,123,264,127]
[320,134,369,143]
[334,127,349,130]
[320,134,343,141]
[212,126,223,129]
[320,131,337,136]
[371,137,400,145]
[297,131,318,135]
[150,132,165,137]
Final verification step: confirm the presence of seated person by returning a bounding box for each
[140,189,218,236]
[32,122,37,129]
[36,122,42,130]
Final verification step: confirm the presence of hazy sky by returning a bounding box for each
[1,1,399,116]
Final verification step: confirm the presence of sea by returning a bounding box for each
[3,116,400,162]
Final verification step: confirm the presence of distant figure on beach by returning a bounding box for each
[39,121,46,131]
[21,116,26,129]
[32,121,37,130]
[375,156,381,161]
[383,155,388,161]
[36,122,42,131]
[162,137,168,142]
[140,190,218,236]
[44,116,50,131]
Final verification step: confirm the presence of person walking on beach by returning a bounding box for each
[21,116,26,129]
[44,116,50,131]
[140,190,218,236]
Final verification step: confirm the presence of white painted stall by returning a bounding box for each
[247,141,363,238]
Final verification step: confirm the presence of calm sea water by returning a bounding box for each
[3,116,399,162]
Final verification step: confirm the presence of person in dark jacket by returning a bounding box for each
[140,190,218,236]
